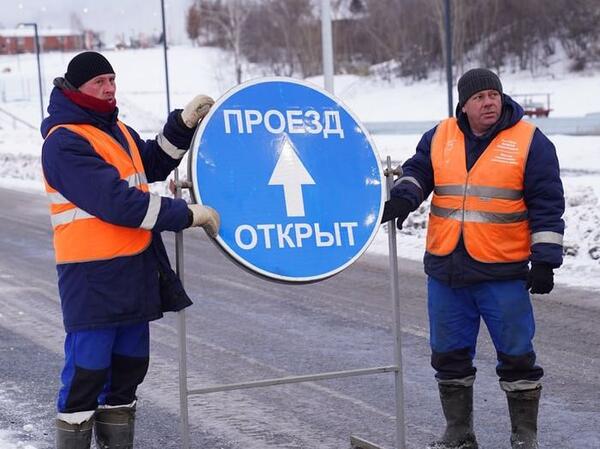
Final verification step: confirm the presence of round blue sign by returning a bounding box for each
[189,77,384,283]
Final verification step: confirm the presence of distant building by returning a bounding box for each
[0,28,85,55]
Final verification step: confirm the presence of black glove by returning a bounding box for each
[526,263,554,294]
[381,197,412,229]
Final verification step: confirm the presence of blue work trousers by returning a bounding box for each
[427,277,543,384]
[57,322,150,413]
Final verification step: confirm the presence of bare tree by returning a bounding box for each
[184,0,600,81]
[244,0,320,77]
[185,4,202,46]
[431,0,487,81]
[556,0,600,70]
[189,0,254,84]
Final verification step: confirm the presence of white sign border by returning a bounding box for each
[188,76,385,283]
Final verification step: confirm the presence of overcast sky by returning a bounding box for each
[1,0,192,44]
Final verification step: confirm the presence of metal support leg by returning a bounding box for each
[174,159,407,448]
[177,308,190,449]
[350,435,386,449]
[174,172,191,449]
[385,156,406,449]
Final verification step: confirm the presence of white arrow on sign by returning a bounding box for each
[268,135,315,217]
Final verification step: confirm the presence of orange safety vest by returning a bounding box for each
[45,122,152,264]
[426,118,535,263]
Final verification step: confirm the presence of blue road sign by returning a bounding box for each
[189,77,384,283]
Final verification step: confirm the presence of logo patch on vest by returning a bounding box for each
[490,139,519,165]
[445,139,456,151]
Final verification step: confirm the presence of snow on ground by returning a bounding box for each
[1,46,600,294]
[1,43,600,449]
[0,430,37,449]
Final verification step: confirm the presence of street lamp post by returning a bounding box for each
[160,0,171,113]
[320,0,334,93]
[444,0,453,117]
[158,3,191,449]
[20,22,44,122]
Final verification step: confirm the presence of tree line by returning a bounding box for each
[185,0,600,83]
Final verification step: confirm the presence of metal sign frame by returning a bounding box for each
[174,156,406,448]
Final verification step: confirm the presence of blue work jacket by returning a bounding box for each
[391,95,565,287]
[41,86,194,331]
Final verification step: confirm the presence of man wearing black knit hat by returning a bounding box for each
[41,51,220,449]
[64,51,116,88]
[382,68,564,449]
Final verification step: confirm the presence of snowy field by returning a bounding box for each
[1,45,600,297]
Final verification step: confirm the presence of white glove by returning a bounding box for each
[181,94,215,128]
[188,204,220,238]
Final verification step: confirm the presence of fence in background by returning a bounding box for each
[0,105,37,129]
[0,73,35,103]
[365,114,600,136]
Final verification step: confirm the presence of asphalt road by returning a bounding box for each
[0,187,598,449]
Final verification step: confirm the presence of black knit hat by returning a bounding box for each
[457,68,502,106]
[64,51,115,88]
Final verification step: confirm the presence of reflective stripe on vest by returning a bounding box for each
[44,122,152,264]
[426,118,536,263]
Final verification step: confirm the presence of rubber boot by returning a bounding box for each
[94,405,136,449]
[428,384,478,449]
[506,386,541,449]
[56,417,93,449]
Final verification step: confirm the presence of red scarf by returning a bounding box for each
[63,89,117,113]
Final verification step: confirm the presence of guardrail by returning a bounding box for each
[365,114,600,136]
[0,105,37,130]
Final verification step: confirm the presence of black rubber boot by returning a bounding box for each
[56,417,93,449]
[428,384,478,449]
[94,406,135,449]
[506,386,541,449]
